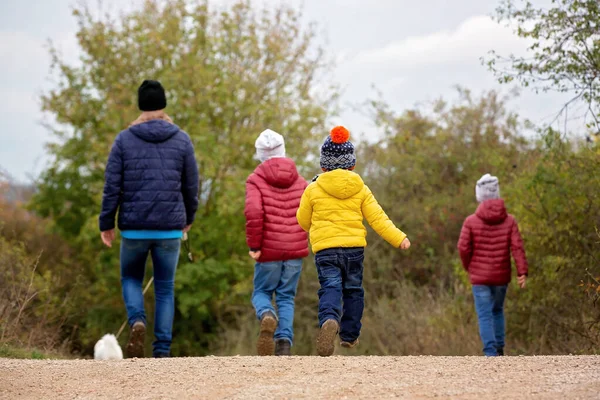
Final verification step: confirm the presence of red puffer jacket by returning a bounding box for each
[457,199,528,285]
[245,158,309,262]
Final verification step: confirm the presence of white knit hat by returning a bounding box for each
[476,173,500,203]
[255,129,285,162]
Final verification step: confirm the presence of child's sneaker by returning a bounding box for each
[257,311,277,356]
[126,320,146,358]
[275,339,291,356]
[317,319,339,357]
[340,338,359,349]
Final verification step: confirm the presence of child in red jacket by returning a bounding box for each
[244,129,309,356]
[457,174,528,356]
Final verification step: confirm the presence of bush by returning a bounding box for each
[0,195,78,355]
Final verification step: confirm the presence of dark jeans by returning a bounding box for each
[472,285,508,356]
[120,238,180,357]
[315,247,365,342]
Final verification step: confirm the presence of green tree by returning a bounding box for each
[504,130,600,353]
[486,0,600,351]
[32,0,336,355]
[487,0,600,131]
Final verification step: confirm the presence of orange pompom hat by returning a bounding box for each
[320,125,355,170]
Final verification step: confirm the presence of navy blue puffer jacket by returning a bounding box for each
[99,119,199,232]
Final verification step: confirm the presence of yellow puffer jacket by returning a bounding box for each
[296,169,407,253]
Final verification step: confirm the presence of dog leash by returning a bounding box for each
[115,233,193,339]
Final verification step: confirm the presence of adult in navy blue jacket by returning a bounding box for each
[99,80,199,358]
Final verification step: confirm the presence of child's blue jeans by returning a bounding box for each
[252,258,303,345]
[472,284,508,356]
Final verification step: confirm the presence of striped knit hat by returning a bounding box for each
[320,126,356,171]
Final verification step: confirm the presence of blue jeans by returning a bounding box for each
[120,238,180,357]
[472,285,508,356]
[315,247,364,343]
[251,258,303,345]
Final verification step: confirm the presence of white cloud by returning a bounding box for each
[332,15,571,140]
[352,15,526,70]
[333,14,528,106]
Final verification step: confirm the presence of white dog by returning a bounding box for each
[94,334,123,360]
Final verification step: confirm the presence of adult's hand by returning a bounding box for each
[517,275,527,289]
[249,251,261,261]
[183,224,192,233]
[101,229,116,248]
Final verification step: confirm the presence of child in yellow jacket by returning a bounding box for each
[297,126,410,357]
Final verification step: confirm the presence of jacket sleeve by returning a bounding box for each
[510,218,529,276]
[362,186,407,247]
[244,179,263,251]
[182,138,199,226]
[457,218,473,271]
[99,135,124,232]
[296,185,313,232]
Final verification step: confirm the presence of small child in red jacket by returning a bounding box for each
[457,174,528,357]
[244,129,309,356]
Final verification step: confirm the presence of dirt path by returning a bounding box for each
[2,356,599,399]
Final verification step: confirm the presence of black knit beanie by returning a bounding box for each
[138,80,167,111]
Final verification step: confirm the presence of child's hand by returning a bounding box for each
[517,275,527,289]
[400,238,411,250]
[249,251,261,261]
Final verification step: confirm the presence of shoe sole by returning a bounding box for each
[341,339,359,349]
[317,320,338,357]
[126,323,146,359]
[275,345,291,356]
[257,315,277,356]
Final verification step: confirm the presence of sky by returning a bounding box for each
[0,0,570,182]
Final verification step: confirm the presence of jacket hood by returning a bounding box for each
[129,119,180,143]
[476,199,508,224]
[316,169,364,199]
[254,157,300,189]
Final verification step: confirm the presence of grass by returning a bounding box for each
[0,344,62,360]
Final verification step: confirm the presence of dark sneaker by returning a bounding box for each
[317,319,339,357]
[497,347,504,356]
[275,339,291,356]
[257,311,277,356]
[126,321,146,359]
[153,353,170,358]
[340,338,359,349]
